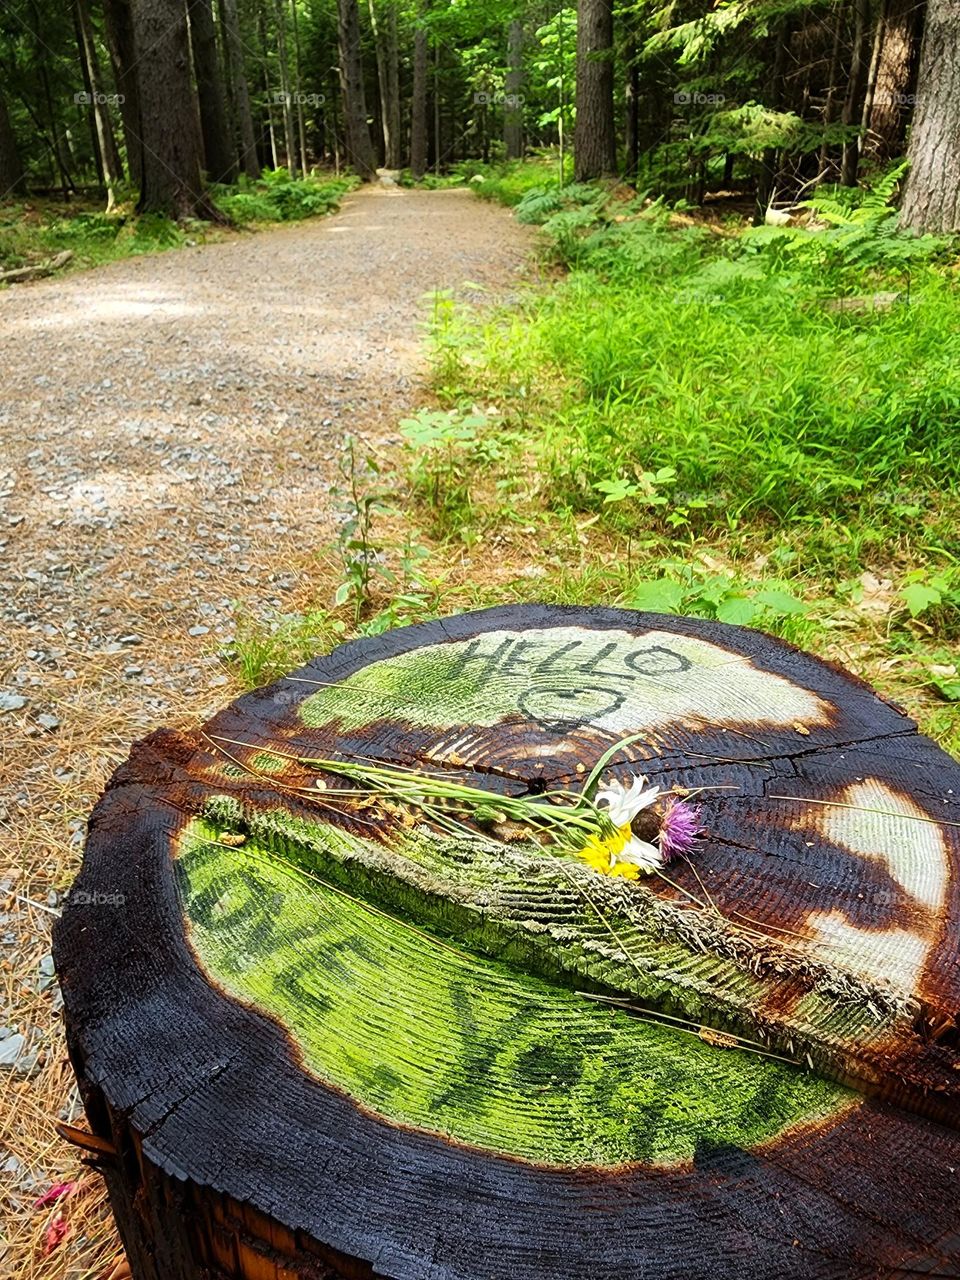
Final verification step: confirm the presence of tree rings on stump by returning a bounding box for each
[54,605,960,1279]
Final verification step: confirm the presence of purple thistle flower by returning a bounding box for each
[658,799,702,862]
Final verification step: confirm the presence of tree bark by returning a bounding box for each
[899,0,960,230]
[410,2,429,178]
[218,0,259,179]
[868,0,921,163]
[336,0,376,178]
[574,0,616,181]
[130,0,215,218]
[102,0,143,188]
[504,17,524,160]
[187,0,236,183]
[0,88,25,197]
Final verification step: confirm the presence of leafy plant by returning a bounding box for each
[627,569,811,641]
[399,407,488,537]
[898,567,960,632]
[214,172,356,224]
[331,436,394,621]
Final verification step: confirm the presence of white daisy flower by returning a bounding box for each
[595,774,660,827]
[577,773,666,878]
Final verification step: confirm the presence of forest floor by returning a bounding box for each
[0,185,532,1279]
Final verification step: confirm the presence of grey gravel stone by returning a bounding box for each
[0,1033,26,1067]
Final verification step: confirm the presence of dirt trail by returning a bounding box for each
[0,186,531,1277]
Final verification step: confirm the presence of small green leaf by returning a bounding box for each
[594,477,637,503]
[902,582,942,617]
[716,595,756,625]
[629,578,686,614]
[333,582,352,607]
[754,588,807,615]
[932,678,960,702]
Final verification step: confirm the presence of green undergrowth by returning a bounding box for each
[0,170,356,277]
[212,169,357,224]
[222,166,958,759]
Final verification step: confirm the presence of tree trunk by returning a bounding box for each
[218,0,259,179]
[840,0,872,186]
[102,0,143,188]
[76,0,124,200]
[410,10,428,178]
[369,0,401,168]
[256,8,279,169]
[0,88,25,197]
[273,0,298,176]
[336,0,376,178]
[899,0,960,230]
[290,0,310,174]
[755,26,790,220]
[504,17,524,160]
[131,0,216,218]
[868,0,921,163]
[74,0,105,186]
[433,38,441,172]
[30,2,74,199]
[187,0,236,183]
[574,0,616,181]
[817,2,843,181]
[54,606,960,1280]
[623,31,639,182]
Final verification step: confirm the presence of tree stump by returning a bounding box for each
[53,605,960,1279]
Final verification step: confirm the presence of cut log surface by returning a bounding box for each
[53,606,960,1280]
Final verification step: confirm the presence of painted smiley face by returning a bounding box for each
[516,683,627,728]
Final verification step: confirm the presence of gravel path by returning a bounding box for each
[0,186,530,1277]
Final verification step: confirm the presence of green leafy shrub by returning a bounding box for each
[215,171,356,224]
[399,407,490,537]
[627,569,814,643]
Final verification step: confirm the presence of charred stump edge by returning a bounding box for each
[53,606,960,1280]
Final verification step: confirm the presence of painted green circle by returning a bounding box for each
[177,816,851,1168]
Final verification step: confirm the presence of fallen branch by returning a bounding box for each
[0,249,73,285]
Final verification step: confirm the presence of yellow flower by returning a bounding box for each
[577,824,642,879]
[577,771,666,878]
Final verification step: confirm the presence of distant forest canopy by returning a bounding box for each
[0,0,956,233]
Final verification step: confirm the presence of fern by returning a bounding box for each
[515,186,565,224]
[804,162,910,228]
